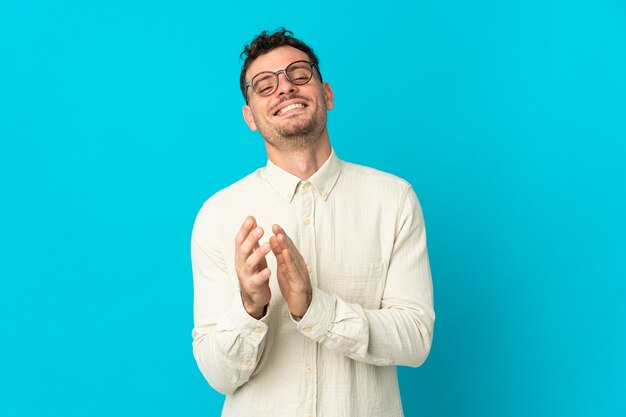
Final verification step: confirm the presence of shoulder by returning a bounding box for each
[192,168,267,232]
[201,169,266,210]
[339,160,413,198]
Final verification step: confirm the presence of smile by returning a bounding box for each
[275,103,306,116]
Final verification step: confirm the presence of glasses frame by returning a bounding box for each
[245,60,319,103]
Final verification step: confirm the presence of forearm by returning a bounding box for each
[294,287,434,367]
[193,294,269,394]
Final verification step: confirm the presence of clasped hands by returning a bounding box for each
[235,216,312,320]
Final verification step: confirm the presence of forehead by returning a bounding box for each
[246,46,310,80]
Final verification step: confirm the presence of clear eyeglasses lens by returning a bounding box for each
[251,61,314,97]
[286,62,313,84]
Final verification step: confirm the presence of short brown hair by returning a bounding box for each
[239,28,322,102]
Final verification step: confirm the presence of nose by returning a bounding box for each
[275,72,297,96]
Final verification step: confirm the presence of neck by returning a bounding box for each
[266,136,332,180]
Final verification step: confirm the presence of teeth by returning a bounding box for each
[278,103,304,115]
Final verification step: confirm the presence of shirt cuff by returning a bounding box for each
[294,287,335,341]
[218,293,270,338]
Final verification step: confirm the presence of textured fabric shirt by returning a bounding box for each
[191,150,435,417]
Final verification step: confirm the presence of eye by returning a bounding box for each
[292,74,309,82]
[252,73,276,95]
[287,64,312,84]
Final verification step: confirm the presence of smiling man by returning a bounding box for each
[191,28,435,417]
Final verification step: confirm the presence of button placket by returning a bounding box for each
[299,181,317,417]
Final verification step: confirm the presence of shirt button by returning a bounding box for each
[307,264,313,273]
[305,365,313,374]
[245,360,253,366]
[321,190,328,198]
[303,217,310,225]
[254,327,263,333]
[303,327,312,334]
[303,183,311,191]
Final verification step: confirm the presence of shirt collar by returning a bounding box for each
[263,149,342,203]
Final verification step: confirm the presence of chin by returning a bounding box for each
[278,122,316,138]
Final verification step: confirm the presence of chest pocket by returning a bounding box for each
[321,262,385,309]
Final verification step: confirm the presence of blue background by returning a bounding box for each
[1,0,625,416]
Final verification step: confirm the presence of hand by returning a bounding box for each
[269,224,312,318]
[235,216,272,319]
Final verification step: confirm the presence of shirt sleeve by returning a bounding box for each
[293,187,435,367]
[191,202,269,395]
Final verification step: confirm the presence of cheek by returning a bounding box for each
[252,102,272,120]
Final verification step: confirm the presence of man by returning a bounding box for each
[191,28,435,417]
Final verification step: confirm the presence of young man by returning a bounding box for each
[191,28,435,417]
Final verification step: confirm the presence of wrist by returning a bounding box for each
[289,290,312,318]
[241,293,267,320]
[246,304,267,320]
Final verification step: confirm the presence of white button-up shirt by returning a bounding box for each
[191,151,435,417]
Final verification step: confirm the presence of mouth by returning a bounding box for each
[273,101,307,117]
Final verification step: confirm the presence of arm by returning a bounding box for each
[191,206,271,394]
[272,188,435,367]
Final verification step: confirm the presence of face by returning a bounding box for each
[242,46,334,152]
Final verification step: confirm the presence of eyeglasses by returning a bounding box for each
[245,60,318,102]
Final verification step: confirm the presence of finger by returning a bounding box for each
[276,233,293,254]
[242,268,271,304]
[254,267,271,285]
[279,233,308,273]
[272,224,293,247]
[272,223,282,236]
[275,234,302,269]
[245,242,271,272]
[282,248,302,282]
[276,224,295,244]
[270,234,289,257]
[245,269,271,304]
[239,226,265,259]
[235,216,256,246]
[272,225,307,273]
[273,231,285,246]
[235,217,258,266]
[269,235,282,256]
[271,238,287,271]
[274,225,298,251]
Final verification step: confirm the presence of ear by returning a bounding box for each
[242,105,258,131]
[323,82,334,110]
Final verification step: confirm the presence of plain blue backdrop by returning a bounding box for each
[1,0,625,416]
